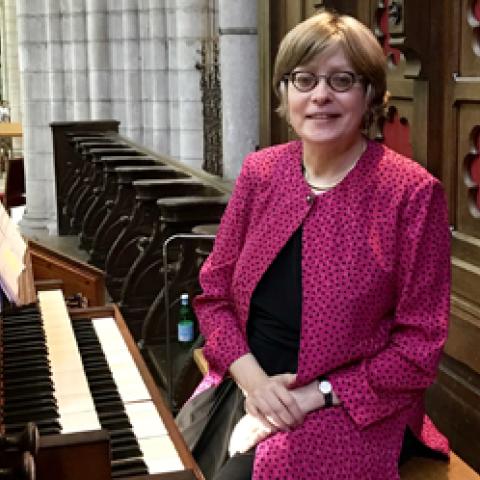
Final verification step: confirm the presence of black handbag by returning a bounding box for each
[175,378,245,479]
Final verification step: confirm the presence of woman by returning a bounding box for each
[192,10,450,480]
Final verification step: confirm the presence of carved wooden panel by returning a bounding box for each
[434,0,480,471]
[200,37,222,176]
[454,2,480,238]
[375,0,403,66]
[459,121,480,231]
[374,0,426,164]
[460,0,480,75]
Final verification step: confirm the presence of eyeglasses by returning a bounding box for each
[283,71,364,93]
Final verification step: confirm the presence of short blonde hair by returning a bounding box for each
[273,11,387,128]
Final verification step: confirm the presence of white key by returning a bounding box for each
[38,290,100,432]
[92,317,184,473]
[124,401,167,439]
[61,409,103,434]
[138,436,184,474]
[92,317,150,402]
[123,401,184,472]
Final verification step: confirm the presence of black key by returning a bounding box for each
[5,379,53,396]
[6,419,61,436]
[111,457,149,478]
[2,397,57,416]
[3,364,51,380]
[4,405,60,423]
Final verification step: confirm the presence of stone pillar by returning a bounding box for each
[17,0,54,229]
[69,0,91,120]
[148,1,169,154]
[218,0,259,179]
[87,0,111,119]
[167,0,208,170]
[1,0,22,154]
[122,0,141,140]
[107,0,126,124]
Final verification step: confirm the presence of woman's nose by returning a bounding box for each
[310,78,331,102]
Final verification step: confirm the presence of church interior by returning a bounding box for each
[0,0,479,479]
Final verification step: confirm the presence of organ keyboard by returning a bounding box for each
[1,289,203,480]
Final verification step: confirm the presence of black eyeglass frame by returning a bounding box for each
[282,71,365,93]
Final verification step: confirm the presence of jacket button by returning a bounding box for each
[306,194,314,204]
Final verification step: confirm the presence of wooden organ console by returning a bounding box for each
[0,231,204,479]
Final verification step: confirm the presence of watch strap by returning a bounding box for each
[318,376,333,408]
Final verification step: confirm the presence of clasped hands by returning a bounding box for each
[228,373,319,456]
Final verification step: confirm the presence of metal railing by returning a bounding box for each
[162,232,217,406]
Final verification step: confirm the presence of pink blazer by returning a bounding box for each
[194,140,450,479]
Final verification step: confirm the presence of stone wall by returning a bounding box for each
[11,0,259,231]
[16,0,212,232]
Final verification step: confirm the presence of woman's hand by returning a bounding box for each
[228,414,274,457]
[229,354,304,431]
[244,373,305,431]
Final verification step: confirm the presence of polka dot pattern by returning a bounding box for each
[193,140,451,479]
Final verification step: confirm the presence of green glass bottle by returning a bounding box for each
[177,292,194,343]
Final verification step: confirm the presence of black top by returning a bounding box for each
[247,228,302,375]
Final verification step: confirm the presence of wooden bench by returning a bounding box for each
[192,349,480,479]
[400,452,479,479]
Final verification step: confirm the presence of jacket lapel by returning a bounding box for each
[236,142,313,331]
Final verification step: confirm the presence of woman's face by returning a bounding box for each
[286,46,368,151]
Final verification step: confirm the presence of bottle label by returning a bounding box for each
[178,321,194,342]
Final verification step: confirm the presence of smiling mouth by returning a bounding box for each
[306,113,341,119]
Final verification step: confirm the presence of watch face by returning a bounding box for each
[319,380,332,395]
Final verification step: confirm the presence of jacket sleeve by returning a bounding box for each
[193,153,256,379]
[329,178,451,429]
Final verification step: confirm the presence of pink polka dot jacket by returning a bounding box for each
[193,140,451,479]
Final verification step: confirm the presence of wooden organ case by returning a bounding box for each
[0,238,203,479]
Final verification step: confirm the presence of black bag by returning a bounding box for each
[175,378,245,479]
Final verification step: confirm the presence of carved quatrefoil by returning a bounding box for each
[469,0,480,56]
[464,126,480,218]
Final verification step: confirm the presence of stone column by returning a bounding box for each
[0,0,22,156]
[148,0,169,153]
[122,0,141,140]
[167,0,208,170]
[107,0,126,124]
[17,0,54,229]
[87,0,111,119]
[218,0,259,179]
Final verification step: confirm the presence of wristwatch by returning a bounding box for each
[318,377,333,408]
